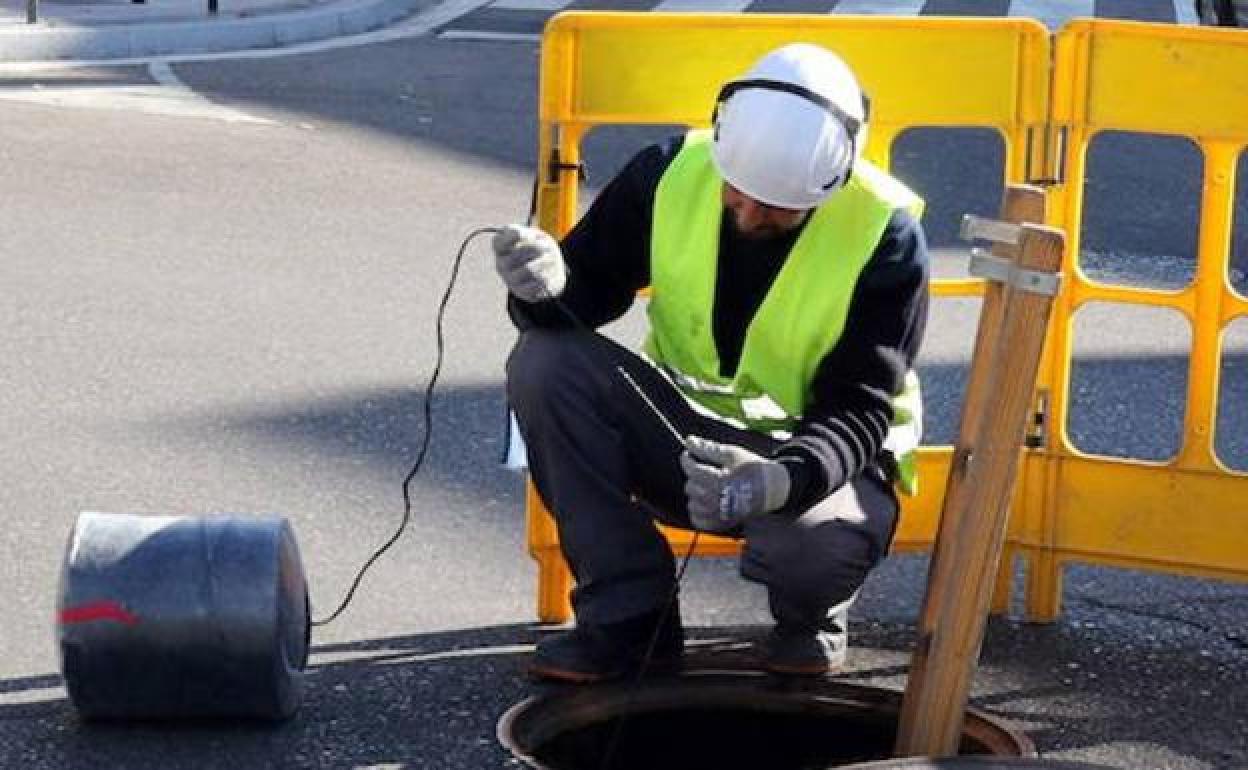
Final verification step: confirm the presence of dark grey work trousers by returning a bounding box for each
[506,328,899,631]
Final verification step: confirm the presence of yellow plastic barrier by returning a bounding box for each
[526,15,1248,625]
[1018,20,1248,620]
[527,12,1050,623]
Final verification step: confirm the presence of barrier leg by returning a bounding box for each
[990,547,1014,616]
[526,482,574,623]
[1024,550,1063,623]
[537,552,574,624]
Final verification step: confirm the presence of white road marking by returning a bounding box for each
[1007,0,1096,31]
[149,60,274,122]
[653,0,752,11]
[0,62,275,122]
[146,60,186,89]
[832,0,925,14]
[437,28,541,41]
[489,0,567,10]
[1172,0,1199,24]
[0,0,493,71]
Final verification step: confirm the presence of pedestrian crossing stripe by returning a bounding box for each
[437,0,1199,40]
[833,0,926,13]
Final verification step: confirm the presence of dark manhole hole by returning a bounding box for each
[499,673,1035,770]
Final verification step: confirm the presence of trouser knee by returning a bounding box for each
[506,330,592,417]
[741,476,897,613]
[505,330,555,407]
[760,535,875,609]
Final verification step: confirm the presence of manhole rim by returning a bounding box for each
[498,671,1035,770]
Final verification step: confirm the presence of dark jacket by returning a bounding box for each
[508,135,930,509]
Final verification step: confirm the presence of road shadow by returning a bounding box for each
[135,350,1248,519]
[2,615,1244,768]
[139,381,517,515]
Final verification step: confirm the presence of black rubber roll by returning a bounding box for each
[57,512,310,721]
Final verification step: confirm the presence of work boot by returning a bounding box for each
[759,598,850,676]
[757,622,848,675]
[530,606,684,683]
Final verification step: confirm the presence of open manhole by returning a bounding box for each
[499,673,1035,770]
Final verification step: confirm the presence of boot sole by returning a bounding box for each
[528,662,613,684]
[761,661,842,676]
[528,655,683,684]
[758,649,847,676]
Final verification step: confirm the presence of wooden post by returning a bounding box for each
[895,219,1064,757]
[896,186,1045,722]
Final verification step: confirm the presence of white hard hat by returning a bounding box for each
[711,43,869,210]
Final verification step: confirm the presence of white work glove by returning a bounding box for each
[491,224,567,303]
[679,436,792,533]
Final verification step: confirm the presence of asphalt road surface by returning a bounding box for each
[1,5,1247,769]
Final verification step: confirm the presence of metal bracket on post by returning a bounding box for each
[546,125,585,185]
[960,214,1021,246]
[961,215,1061,296]
[969,248,1061,296]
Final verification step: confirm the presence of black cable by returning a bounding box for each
[312,168,572,626]
[542,300,704,770]
[311,227,502,628]
[309,214,706,770]
[525,174,539,227]
[598,532,699,770]
[311,217,703,711]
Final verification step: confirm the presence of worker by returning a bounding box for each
[494,42,929,683]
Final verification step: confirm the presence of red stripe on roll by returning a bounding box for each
[59,601,139,626]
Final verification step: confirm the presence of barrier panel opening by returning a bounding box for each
[919,296,982,446]
[578,124,690,205]
[891,127,1005,281]
[890,127,1004,450]
[1233,150,1248,298]
[1217,317,1248,472]
[1067,303,1190,462]
[1079,131,1202,291]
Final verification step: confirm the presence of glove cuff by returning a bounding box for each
[760,461,792,514]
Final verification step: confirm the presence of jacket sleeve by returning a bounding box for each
[506,138,682,330]
[773,208,930,508]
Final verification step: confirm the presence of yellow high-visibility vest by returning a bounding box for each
[643,129,926,494]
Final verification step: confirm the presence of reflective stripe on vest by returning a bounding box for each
[643,129,926,495]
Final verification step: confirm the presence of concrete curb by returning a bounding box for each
[0,0,434,62]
